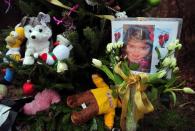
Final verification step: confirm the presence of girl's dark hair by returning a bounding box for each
[123,25,153,50]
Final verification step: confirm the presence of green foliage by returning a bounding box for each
[18,0,35,15]
[129,63,139,70]
[16,103,106,131]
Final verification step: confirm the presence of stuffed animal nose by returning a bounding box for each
[31,35,36,39]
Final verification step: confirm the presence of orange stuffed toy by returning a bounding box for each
[67,74,118,129]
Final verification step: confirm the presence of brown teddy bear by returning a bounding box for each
[67,74,119,129]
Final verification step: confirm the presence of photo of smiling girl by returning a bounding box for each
[123,25,154,73]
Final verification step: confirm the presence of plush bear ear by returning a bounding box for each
[37,12,51,25]
[20,16,30,27]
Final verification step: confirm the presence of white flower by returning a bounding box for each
[157,70,166,78]
[173,67,179,73]
[148,70,166,82]
[110,43,114,49]
[113,43,118,48]
[106,44,110,52]
[115,56,120,61]
[167,42,177,51]
[107,43,113,52]
[57,61,68,73]
[107,41,123,52]
[117,41,124,48]
[92,58,102,68]
[170,57,177,67]
[176,43,182,50]
[167,39,182,51]
[183,87,195,94]
[162,57,171,67]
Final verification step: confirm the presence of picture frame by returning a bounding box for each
[111,18,183,74]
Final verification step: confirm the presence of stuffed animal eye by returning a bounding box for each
[29,30,32,33]
[39,29,43,32]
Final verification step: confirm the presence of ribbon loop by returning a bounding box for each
[114,62,154,130]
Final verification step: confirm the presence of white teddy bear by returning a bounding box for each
[22,12,52,65]
[115,11,128,19]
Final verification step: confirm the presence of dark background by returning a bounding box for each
[0,1,23,29]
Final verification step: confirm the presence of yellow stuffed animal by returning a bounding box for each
[67,74,119,129]
[4,27,25,62]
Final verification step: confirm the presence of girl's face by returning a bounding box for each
[126,39,150,64]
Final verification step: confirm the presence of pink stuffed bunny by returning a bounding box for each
[23,89,60,115]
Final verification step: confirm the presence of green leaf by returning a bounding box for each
[62,114,71,123]
[83,27,96,43]
[96,116,105,131]
[148,87,158,102]
[169,91,177,106]
[90,118,98,131]
[155,47,161,59]
[100,65,115,82]
[165,76,177,88]
[121,60,130,76]
[129,63,139,70]
[113,73,123,85]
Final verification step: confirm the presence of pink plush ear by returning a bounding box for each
[23,89,61,115]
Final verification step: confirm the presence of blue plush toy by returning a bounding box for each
[0,68,14,85]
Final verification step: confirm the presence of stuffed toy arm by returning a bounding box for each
[10,54,21,62]
[92,74,109,89]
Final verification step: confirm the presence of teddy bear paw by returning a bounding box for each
[23,56,35,65]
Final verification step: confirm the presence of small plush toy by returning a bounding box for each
[4,26,25,62]
[0,68,14,85]
[22,12,52,65]
[35,44,72,65]
[56,34,72,47]
[0,84,7,100]
[23,89,60,115]
[57,61,68,73]
[67,74,118,129]
[115,11,128,19]
[34,34,72,73]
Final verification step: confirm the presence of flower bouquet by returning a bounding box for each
[92,40,194,131]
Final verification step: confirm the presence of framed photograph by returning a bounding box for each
[111,18,182,74]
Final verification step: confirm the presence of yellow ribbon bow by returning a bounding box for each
[114,62,154,131]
